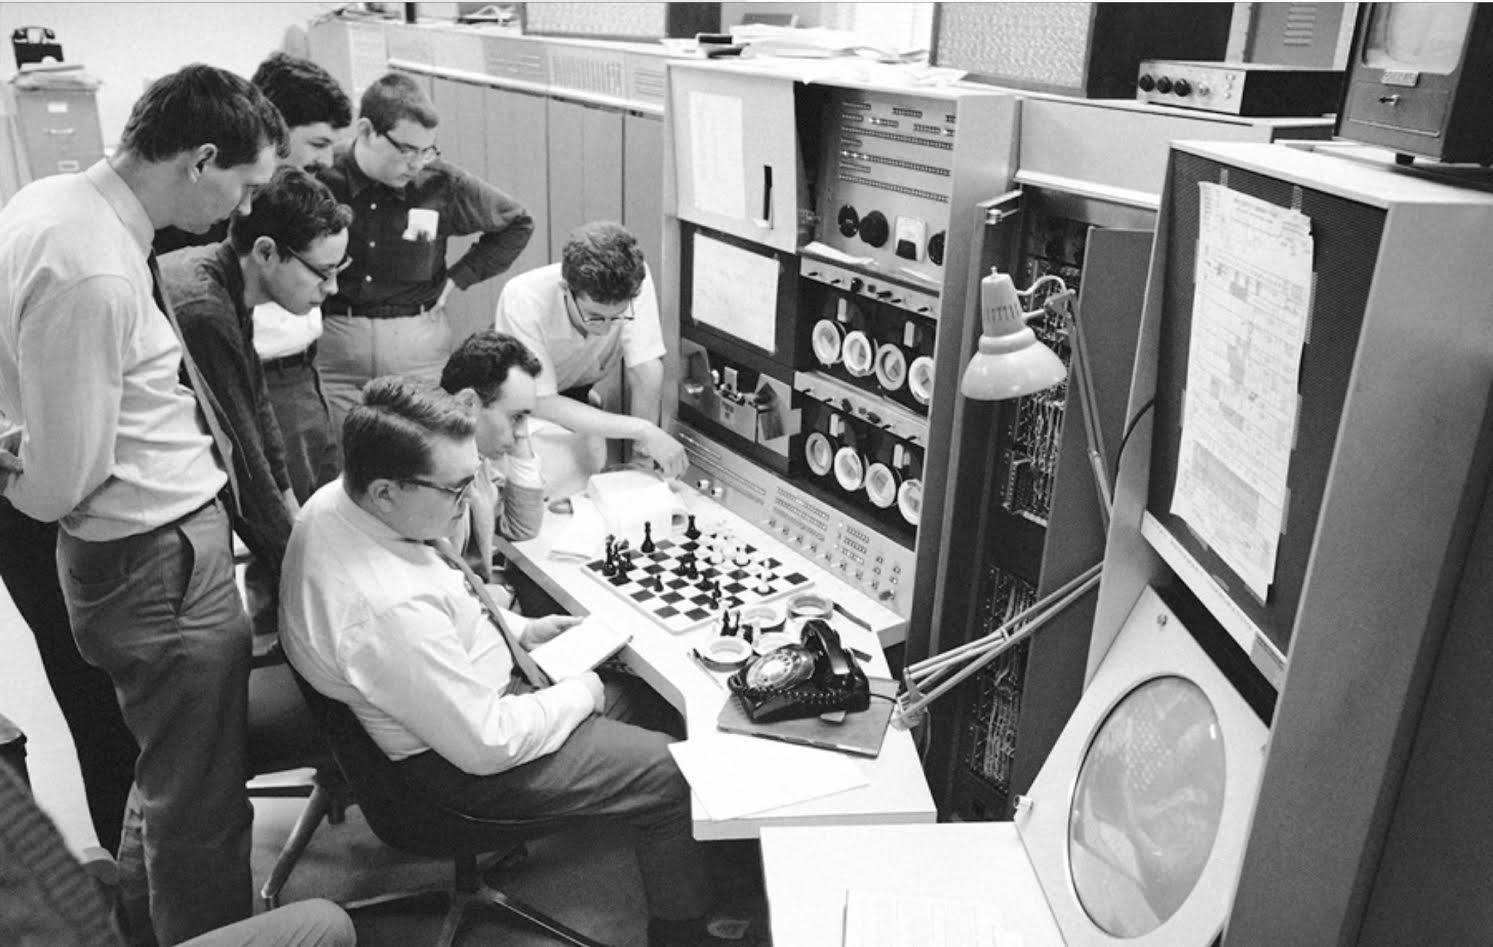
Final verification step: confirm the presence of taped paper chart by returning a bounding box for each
[1171,183,1313,600]
[687,91,746,221]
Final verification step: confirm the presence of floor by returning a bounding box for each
[1,580,771,947]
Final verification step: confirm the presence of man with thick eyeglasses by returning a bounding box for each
[315,71,535,443]
[496,221,687,478]
[161,166,352,641]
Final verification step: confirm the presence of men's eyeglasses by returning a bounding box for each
[566,288,636,326]
[284,245,353,284]
[401,475,478,505]
[380,130,442,163]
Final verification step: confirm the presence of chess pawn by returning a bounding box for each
[685,515,701,540]
[641,521,655,554]
[733,544,750,567]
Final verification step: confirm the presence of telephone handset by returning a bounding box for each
[727,619,871,723]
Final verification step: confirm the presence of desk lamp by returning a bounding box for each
[897,268,1110,728]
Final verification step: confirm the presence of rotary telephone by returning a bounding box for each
[727,620,870,723]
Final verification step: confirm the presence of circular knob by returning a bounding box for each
[1173,78,1191,97]
[878,589,895,601]
[1196,83,1211,97]
[849,277,864,294]
[1155,76,1173,94]
[1137,73,1155,92]
[695,478,712,492]
[858,211,889,248]
[710,487,724,499]
[927,231,945,266]
[837,204,860,238]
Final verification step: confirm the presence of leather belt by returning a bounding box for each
[261,343,317,373]
[322,302,434,319]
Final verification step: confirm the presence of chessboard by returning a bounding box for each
[581,534,813,635]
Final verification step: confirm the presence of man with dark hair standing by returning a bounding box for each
[163,166,353,635]
[496,220,687,478]
[247,52,355,504]
[438,329,546,583]
[316,71,535,436]
[282,377,733,946]
[0,65,284,944]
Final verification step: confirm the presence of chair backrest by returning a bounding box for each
[285,663,558,859]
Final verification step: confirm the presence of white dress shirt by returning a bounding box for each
[0,160,225,538]
[494,263,667,398]
[280,480,596,776]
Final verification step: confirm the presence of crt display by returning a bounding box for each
[1067,675,1226,937]
[1364,2,1473,73]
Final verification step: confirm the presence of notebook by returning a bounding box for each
[528,617,631,681]
[715,677,899,758]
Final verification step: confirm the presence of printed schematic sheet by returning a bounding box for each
[1171,183,1313,601]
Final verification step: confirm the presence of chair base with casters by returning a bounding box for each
[345,845,610,947]
[287,663,616,947]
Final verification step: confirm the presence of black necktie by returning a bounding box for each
[146,252,242,514]
[431,538,551,688]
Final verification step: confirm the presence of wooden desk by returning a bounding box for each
[498,482,936,840]
[760,823,1064,947]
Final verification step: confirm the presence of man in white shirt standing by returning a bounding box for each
[495,221,688,478]
[281,377,733,946]
[0,66,284,945]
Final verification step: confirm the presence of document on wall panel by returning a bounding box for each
[687,91,747,220]
[1171,183,1313,601]
[691,232,779,353]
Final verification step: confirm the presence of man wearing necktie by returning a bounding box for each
[0,67,285,945]
[280,377,730,946]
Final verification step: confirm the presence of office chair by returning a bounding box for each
[288,667,612,947]
[247,643,352,908]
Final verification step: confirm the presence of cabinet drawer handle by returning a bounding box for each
[1377,94,1401,106]
[43,127,76,136]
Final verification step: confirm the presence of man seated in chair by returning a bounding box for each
[437,329,545,587]
[279,377,730,947]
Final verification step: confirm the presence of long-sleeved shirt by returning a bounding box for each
[280,481,595,776]
[316,142,534,315]
[452,450,544,582]
[0,160,225,539]
[160,241,293,577]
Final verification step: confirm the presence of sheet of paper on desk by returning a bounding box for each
[667,733,869,820]
[545,496,608,561]
[843,889,1018,947]
[528,617,631,681]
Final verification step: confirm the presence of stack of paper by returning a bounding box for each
[667,733,869,819]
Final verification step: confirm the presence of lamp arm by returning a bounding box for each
[905,562,1102,683]
[897,567,1103,723]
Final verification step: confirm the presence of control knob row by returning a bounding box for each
[1137,74,1202,97]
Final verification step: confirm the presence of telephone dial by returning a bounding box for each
[727,620,870,723]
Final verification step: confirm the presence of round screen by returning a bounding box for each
[1067,676,1226,937]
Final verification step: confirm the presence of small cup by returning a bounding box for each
[874,343,908,392]
[842,330,875,378]
[864,462,901,509]
[834,445,867,492]
[787,592,833,620]
[805,431,834,476]
[812,319,846,366]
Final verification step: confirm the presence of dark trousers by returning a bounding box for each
[262,358,338,505]
[59,499,254,945]
[0,497,137,854]
[396,674,712,921]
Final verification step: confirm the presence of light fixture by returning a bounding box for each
[958,269,1067,400]
[899,269,1110,729]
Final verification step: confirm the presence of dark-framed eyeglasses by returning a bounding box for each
[380,129,442,163]
[400,474,478,505]
[284,245,353,284]
[565,288,636,326]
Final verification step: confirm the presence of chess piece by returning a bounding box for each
[710,587,722,610]
[685,515,701,541]
[601,550,618,578]
[641,522,655,554]
[733,544,750,567]
[719,609,734,637]
[755,571,772,595]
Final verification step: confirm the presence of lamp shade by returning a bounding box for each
[959,270,1066,401]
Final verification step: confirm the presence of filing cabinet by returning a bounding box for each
[12,86,103,180]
